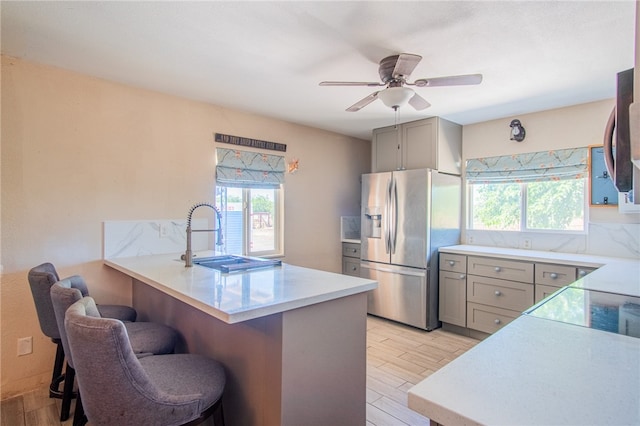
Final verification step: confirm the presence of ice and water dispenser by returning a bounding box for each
[364,207,383,239]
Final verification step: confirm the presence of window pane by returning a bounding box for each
[248,188,276,254]
[526,179,585,231]
[216,186,244,255]
[470,183,521,230]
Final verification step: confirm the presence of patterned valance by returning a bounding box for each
[466,148,588,184]
[216,148,285,188]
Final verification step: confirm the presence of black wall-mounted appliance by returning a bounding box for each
[604,68,634,192]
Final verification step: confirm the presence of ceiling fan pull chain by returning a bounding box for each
[394,106,399,128]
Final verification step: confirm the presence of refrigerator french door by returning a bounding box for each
[360,169,461,330]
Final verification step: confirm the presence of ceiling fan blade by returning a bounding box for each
[392,53,422,78]
[346,92,380,112]
[412,74,483,87]
[319,81,384,87]
[408,93,431,111]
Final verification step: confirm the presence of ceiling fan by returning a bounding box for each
[320,53,482,112]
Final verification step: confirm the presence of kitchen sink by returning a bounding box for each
[192,255,281,273]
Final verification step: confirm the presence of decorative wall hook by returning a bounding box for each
[509,119,526,142]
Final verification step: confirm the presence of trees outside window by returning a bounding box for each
[470,179,585,232]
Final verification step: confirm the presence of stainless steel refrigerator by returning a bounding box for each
[360,169,461,330]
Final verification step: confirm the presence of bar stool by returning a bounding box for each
[50,278,180,423]
[27,263,136,401]
[65,296,226,426]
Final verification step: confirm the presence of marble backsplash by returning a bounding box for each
[341,216,361,241]
[465,222,640,259]
[103,218,208,259]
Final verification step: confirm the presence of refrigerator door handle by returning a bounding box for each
[385,178,392,254]
[360,262,427,278]
[390,176,398,254]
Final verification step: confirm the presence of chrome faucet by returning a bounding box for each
[184,202,224,267]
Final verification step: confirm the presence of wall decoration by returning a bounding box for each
[215,133,287,152]
[288,158,299,174]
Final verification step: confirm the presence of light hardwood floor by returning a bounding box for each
[1,316,478,426]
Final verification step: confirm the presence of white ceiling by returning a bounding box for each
[1,1,636,140]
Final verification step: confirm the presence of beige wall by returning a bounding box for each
[0,56,370,397]
[463,100,639,226]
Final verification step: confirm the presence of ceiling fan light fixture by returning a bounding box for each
[378,86,414,109]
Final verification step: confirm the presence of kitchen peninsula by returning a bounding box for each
[105,252,377,426]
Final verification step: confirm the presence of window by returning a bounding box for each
[216,186,283,257]
[215,147,285,257]
[467,148,588,232]
[469,180,586,231]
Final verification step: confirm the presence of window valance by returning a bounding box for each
[466,147,588,184]
[216,148,285,188]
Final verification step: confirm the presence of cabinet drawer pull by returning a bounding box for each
[494,290,502,296]
[550,272,558,279]
[578,270,587,277]
[351,266,357,271]
[494,319,501,325]
[352,248,358,253]
[448,260,456,266]
[459,274,466,280]
[494,266,502,272]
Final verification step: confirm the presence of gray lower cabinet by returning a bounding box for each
[438,250,600,338]
[342,242,361,277]
[439,253,467,327]
[466,256,534,334]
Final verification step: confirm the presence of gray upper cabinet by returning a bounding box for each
[371,117,462,175]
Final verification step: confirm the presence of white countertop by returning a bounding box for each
[408,245,640,425]
[105,252,377,324]
[440,244,640,296]
[409,315,640,426]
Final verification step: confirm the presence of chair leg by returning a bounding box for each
[72,392,87,426]
[60,364,75,421]
[213,400,225,426]
[49,339,66,399]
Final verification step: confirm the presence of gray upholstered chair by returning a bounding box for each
[27,263,137,402]
[64,296,226,426]
[50,278,180,423]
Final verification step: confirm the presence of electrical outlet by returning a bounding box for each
[521,238,532,249]
[159,222,169,238]
[467,234,475,244]
[17,337,32,356]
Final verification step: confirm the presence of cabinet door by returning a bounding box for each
[439,271,467,327]
[402,119,436,171]
[372,126,400,172]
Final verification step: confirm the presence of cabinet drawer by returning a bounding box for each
[467,256,534,283]
[467,275,534,311]
[439,253,467,273]
[535,263,576,286]
[535,284,563,303]
[439,271,467,327]
[342,258,360,277]
[342,243,361,258]
[577,267,597,279]
[467,302,520,334]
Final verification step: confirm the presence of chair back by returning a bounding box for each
[50,279,97,368]
[65,297,203,425]
[28,263,62,339]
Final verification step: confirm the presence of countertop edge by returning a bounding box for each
[104,255,377,324]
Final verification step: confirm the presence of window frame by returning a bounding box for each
[216,185,284,258]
